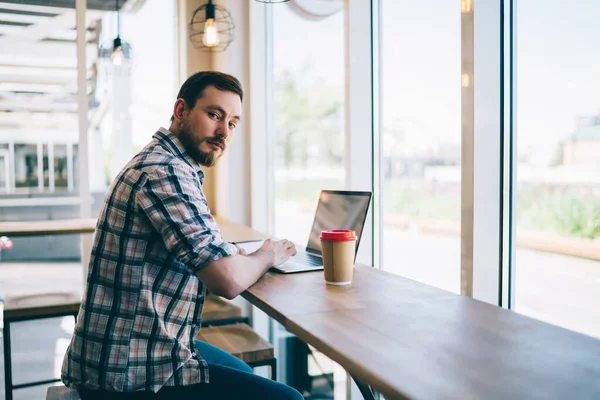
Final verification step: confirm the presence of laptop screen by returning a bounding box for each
[306,190,372,255]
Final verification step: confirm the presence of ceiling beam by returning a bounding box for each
[0,1,126,12]
[0,128,79,142]
[0,13,50,25]
[0,111,78,130]
[0,96,78,112]
[0,41,97,60]
[0,10,76,45]
[0,50,98,69]
[0,72,76,85]
[0,64,77,78]
[0,3,72,14]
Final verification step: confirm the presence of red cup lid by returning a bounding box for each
[320,230,356,242]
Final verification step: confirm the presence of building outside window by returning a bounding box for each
[54,144,69,188]
[13,144,39,189]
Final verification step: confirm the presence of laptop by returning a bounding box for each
[272,190,372,274]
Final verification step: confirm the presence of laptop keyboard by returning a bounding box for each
[293,251,323,266]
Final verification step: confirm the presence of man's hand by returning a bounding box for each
[199,238,297,300]
[253,238,297,267]
[234,244,248,256]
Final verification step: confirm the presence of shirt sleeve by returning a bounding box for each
[135,162,238,275]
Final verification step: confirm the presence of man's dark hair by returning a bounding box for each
[171,71,243,121]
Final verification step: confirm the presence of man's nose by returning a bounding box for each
[217,120,230,141]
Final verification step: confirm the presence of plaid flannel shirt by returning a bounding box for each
[61,127,237,393]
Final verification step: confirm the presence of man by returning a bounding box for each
[62,71,303,400]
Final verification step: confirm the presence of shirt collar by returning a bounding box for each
[154,127,205,181]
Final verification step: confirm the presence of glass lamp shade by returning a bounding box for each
[189,2,235,53]
[98,37,133,65]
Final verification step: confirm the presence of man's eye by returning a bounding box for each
[229,122,237,129]
[209,112,220,120]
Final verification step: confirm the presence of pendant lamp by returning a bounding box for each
[189,0,235,53]
[98,0,132,65]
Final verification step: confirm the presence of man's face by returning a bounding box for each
[176,85,242,167]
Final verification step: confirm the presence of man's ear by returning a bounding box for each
[172,99,187,122]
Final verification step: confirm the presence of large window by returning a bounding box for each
[272,3,345,245]
[0,0,82,195]
[0,4,83,398]
[514,1,600,338]
[262,0,600,335]
[0,3,177,397]
[97,0,177,185]
[380,0,461,293]
[269,2,347,397]
[7,143,78,192]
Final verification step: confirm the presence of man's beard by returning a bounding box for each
[178,120,225,167]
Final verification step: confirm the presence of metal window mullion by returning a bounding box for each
[504,0,517,309]
[372,0,382,271]
[76,0,92,280]
[498,0,506,307]
[500,0,516,309]
[37,143,44,191]
[0,150,8,191]
[8,141,14,192]
[76,0,89,214]
[463,0,504,305]
[264,4,275,237]
[346,1,376,397]
[248,0,275,370]
[461,0,475,297]
[345,0,374,267]
[49,142,55,192]
[67,144,74,192]
[249,0,272,236]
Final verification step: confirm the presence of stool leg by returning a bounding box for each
[3,320,13,400]
[270,358,277,381]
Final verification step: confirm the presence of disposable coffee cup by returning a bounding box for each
[320,230,357,286]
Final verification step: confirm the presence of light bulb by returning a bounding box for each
[461,0,473,13]
[111,47,123,66]
[202,18,220,47]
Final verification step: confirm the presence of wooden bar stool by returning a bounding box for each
[3,292,80,400]
[46,385,80,400]
[202,294,249,327]
[197,323,277,380]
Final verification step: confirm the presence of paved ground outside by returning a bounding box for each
[382,229,600,339]
[0,262,82,400]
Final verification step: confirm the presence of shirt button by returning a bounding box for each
[191,352,197,358]
[191,323,197,328]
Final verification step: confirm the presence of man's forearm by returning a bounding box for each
[196,251,273,300]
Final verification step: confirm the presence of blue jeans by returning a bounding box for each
[79,340,303,400]
[181,340,303,399]
[193,339,254,373]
